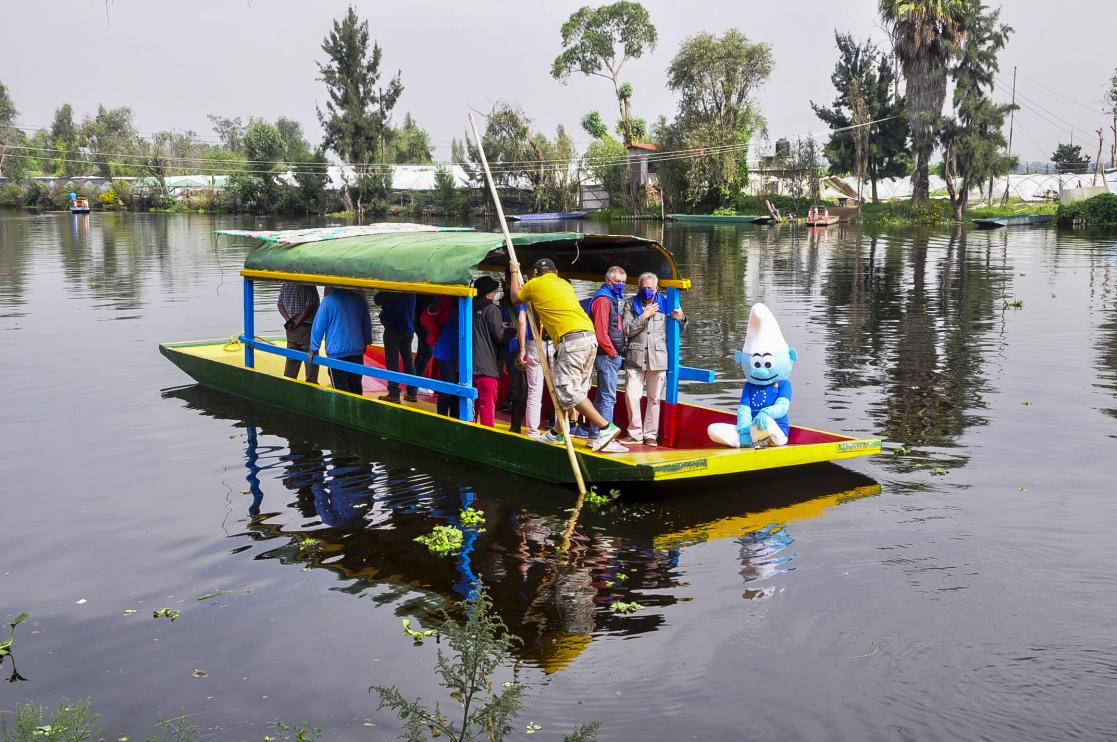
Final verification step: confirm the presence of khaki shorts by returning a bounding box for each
[551,331,597,410]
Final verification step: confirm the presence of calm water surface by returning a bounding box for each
[2,211,1117,740]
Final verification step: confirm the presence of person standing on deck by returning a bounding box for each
[426,296,459,417]
[373,290,418,403]
[584,266,629,450]
[307,287,372,395]
[620,272,686,446]
[471,276,515,427]
[277,282,320,383]
[508,258,625,453]
[413,294,435,391]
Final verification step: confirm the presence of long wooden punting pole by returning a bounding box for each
[468,112,588,497]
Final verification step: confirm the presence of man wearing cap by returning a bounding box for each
[509,258,625,453]
[471,275,515,427]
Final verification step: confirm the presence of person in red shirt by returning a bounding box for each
[584,266,629,453]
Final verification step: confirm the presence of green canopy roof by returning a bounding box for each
[226,228,682,290]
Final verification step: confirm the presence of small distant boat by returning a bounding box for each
[69,196,91,214]
[667,214,769,224]
[971,214,1055,229]
[805,207,839,227]
[506,211,587,222]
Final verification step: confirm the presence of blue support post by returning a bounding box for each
[456,296,474,422]
[243,277,255,368]
[665,287,681,404]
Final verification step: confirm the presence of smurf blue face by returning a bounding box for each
[735,348,798,386]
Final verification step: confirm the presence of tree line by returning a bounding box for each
[2,1,1115,218]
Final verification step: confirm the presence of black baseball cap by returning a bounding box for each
[474,275,500,295]
[533,258,558,274]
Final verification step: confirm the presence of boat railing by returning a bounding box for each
[238,336,479,403]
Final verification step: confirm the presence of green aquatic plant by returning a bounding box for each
[0,612,29,657]
[152,608,181,622]
[585,487,621,508]
[1003,298,1024,310]
[298,536,321,549]
[892,445,911,456]
[265,720,322,742]
[373,584,600,741]
[458,507,485,530]
[401,618,437,645]
[930,467,948,476]
[612,601,644,615]
[0,698,100,742]
[415,525,465,557]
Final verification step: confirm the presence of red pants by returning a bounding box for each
[475,376,498,427]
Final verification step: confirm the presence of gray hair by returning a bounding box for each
[637,272,658,287]
[605,265,627,282]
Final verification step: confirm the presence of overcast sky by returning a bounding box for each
[2,0,1113,165]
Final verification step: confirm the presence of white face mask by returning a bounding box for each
[492,290,504,302]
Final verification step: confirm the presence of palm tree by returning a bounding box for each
[879,0,968,204]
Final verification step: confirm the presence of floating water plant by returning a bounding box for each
[930,467,948,476]
[892,445,910,456]
[525,721,543,734]
[152,608,181,622]
[612,601,644,614]
[585,487,621,508]
[401,618,436,645]
[414,525,464,556]
[458,507,485,530]
[0,612,29,657]
[1003,298,1024,310]
[298,536,321,549]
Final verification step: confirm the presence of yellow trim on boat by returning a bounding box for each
[240,269,477,297]
[653,484,881,550]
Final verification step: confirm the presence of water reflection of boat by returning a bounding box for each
[160,226,880,485]
[164,385,881,672]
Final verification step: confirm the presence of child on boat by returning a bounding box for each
[708,303,797,449]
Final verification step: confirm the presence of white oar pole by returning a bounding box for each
[467,112,588,497]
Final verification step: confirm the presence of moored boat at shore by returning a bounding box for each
[971,214,1055,228]
[160,226,880,485]
[667,214,771,224]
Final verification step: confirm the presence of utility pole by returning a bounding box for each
[1000,65,1017,205]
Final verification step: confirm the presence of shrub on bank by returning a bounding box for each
[1059,193,1117,226]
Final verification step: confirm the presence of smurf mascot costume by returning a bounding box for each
[708,303,798,449]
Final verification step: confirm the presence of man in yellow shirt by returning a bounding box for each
[510,258,625,453]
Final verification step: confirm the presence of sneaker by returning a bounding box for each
[590,423,622,452]
[598,440,629,454]
[379,394,401,403]
[618,435,641,445]
[643,438,659,447]
[569,425,590,439]
[539,429,565,444]
[525,430,543,439]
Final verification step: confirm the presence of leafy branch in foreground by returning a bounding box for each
[372,584,599,742]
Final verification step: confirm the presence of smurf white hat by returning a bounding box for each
[742,303,789,356]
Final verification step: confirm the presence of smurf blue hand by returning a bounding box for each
[753,410,772,431]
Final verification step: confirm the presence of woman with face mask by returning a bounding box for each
[620,272,686,446]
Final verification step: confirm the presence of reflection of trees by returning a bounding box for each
[822,227,1005,450]
[0,215,31,323]
[1091,243,1117,419]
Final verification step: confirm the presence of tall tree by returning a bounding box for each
[82,105,140,179]
[275,117,310,159]
[940,2,1015,221]
[140,131,175,198]
[551,1,657,146]
[462,102,532,193]
[316,5,402,216]
[879,0,968,204]
[389,113,433,164]
[663,29,773,211]
[529,125,580,212]
[811,33,911,204]
[1051,142,1089,174]
[0,81,28,179]
[50,103,81,176]
[207,114,246,154]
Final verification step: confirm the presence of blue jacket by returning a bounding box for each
[309,289,372,358]
[373,291,415,335]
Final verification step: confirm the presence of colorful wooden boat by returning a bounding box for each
[69,196,90,214]
[667,214,769,224]
[971,214,1055,229]
[160,225,880,485]
[506,211,587,222]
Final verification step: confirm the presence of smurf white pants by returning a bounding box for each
[708,418,788,448]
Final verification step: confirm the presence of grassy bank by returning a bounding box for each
[857,199,1058,226]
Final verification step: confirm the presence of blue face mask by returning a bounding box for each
[639,287,655,301]
[610,283,626,300]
